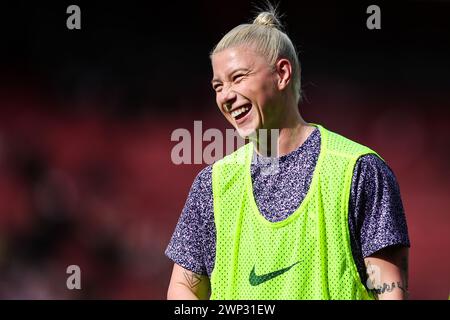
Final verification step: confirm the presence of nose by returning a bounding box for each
[218,85,237,112]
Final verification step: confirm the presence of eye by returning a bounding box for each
[213,83,223,92]
[232,74,244,82]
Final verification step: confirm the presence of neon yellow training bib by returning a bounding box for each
[210,124,380,300]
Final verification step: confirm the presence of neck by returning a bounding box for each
[254,108,313,158]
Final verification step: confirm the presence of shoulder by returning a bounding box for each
[351,153,402,207]
[350,154,410,257]
[354,154,397,185]
[320,126,380,160]
[187,165,213,204]
[194,165,213,188]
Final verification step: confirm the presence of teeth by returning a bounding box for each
[231,105,251,118]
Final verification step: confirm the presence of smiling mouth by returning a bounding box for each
[231,104,252,120]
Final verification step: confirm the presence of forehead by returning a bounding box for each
[211,46,267,76]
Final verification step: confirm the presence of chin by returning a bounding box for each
[231,115,260,139]
[236,125,257,139]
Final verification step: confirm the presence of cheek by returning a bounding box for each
[261,83,278,109]
[246,78,276,105]
[216,96,221,110]
[216,95,224,111]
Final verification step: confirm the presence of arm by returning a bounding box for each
[350,155,410,300]
[364,246,409,300]
[165,167,214,300]
[167,263,211,300]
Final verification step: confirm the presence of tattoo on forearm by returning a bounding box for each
[373,281,408,295]
[365,260,380,297]
[365,260,408,298]
[374,282,395,294]
[183,270,202,288]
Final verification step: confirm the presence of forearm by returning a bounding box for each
[365,247,409,300]
[373,281,408,300]
[167,264,211,300]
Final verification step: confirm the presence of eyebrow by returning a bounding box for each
[211,68,250,84]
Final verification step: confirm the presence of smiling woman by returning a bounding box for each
[211,45,284,139]
[165,3,410,300]
[209,12,302,141]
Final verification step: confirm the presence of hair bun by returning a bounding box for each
[253,11,282,29]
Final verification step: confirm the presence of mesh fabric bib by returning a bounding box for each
[210,124,380,300]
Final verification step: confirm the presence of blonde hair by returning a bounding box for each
[210,5,301,103]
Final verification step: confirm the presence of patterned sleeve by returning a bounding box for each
[165,165,213,275]
[349,154,410,261]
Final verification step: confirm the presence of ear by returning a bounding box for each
[275,58,292,91]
